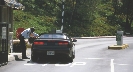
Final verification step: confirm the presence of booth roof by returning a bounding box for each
[4,0,25,10]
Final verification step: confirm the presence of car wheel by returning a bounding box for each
[68,52,73,62]
[31,52,38,62]
[73,54,75,59]
[68,57,73,62]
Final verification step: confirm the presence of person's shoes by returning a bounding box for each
[22,57,30,59]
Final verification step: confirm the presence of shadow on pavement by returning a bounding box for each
[13,55,25,61]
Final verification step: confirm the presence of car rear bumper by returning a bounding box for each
[32,48,71,57]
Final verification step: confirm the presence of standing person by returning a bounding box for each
[19,28,39,59]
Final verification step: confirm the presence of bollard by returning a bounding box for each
[9,32,13,53]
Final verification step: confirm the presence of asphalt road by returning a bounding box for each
[0,37,133,72]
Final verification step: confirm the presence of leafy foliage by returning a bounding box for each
[13,0,133,38]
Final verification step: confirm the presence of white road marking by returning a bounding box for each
[116,64,130,66]
[42,62,50,66]
[42,64,48,66]
[55,63,71,66]
[110,59,114,72]
[84,58,104,60]
[70,62,86,67]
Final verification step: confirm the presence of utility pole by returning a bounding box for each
[61,0,65,32]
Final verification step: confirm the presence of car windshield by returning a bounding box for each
[39,34,68,39]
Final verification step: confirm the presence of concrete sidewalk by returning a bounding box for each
[8,48,31,62]
[8,53,22,61]
[73,36,116,39]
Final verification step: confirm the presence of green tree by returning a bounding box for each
[112,0,133,33]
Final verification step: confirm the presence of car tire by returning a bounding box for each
[31,52,38,62]
[68,57,73,62]
[68,52,73,62]
[73,54,75,59]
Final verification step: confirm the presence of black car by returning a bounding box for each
[31,33,77,62]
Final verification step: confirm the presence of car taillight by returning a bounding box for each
[34,42,44,45]
[58,41,68,45]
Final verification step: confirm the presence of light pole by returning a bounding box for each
[61,0,65,32]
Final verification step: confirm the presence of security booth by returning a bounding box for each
[0,0,25,67]
[0,30,1,67]
[0,22,9,66]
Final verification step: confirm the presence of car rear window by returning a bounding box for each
[39,34,68,39]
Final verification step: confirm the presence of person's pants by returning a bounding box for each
[19,34,27,58]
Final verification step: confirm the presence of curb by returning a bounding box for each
[108,44,129,50]
[74,36,128,39]
[73,37,99,39]
[8,48,31,62]
[8,53,22,62]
